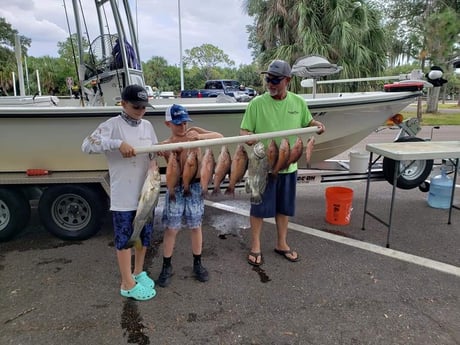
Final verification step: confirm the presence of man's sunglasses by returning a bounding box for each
[265,76,285,85]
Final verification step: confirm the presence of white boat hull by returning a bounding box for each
[0,91,419,172]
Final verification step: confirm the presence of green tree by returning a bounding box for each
[372,0,460,70]
[235,63,263,92]
[243,0,388,93]
[0,17,31,93]
[183,44,235,80]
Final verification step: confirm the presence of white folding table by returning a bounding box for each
[361,141,460,248]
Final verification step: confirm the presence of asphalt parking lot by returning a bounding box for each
[1,126,459,345]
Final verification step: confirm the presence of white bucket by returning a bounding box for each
[349,151,369,173]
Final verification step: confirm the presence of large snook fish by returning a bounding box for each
[245,142,269,205]
[225,144,249,197]
[126,159,161,249]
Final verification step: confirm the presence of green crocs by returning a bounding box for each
[133,271,155,289]
[120,283,156,301]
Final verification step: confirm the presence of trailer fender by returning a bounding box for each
[0,188,31,241]
[38,184,108,241]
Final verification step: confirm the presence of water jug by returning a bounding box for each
[427,167,453,209]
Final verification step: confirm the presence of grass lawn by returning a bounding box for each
[401,102,460,125]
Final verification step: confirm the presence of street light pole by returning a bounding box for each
[178,0,184,91]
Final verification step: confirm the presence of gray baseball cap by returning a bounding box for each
[261,60,292,77]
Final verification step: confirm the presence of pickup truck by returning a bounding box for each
[180,80,250,101]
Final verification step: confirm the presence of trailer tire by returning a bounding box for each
[382,137,433,190]
[38,185,107,241]
[0,188,31,241]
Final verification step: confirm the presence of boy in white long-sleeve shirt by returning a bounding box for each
[82,84,158,301]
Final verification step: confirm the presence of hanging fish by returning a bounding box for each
[272,138,290,175]
[225,144,249,196]
[245,142,269,205]
[200,148,216,198]
[266,139,279,173]
[166,151,180,202]
[212,145,231,196]
[305,136,316,167]
[287,136,304,165]
[182,150,199,196]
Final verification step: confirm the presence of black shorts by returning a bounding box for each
[250,171,297,218]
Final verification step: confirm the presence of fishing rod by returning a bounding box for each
[135,126,321,153]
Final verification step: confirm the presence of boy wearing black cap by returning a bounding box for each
[157,104,223,288]
[82,84,158,301]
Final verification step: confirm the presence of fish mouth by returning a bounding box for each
[253,142,266,159]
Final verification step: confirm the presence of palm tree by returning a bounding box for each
[243,0,388,92]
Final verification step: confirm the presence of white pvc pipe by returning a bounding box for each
[135,126,320,153]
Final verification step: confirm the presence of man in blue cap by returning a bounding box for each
[157,104,223,287]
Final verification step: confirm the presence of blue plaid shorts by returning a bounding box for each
[162,182,204,230]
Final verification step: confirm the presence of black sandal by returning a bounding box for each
[247,252,264,266]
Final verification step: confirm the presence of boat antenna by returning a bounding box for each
[77,0,105,104]
[62,0,84,106]
[100,4,124,96]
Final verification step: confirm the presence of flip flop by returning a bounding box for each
[120,283,156,301]
[274,248,300,262]
[133,271,155,289]
[247,252,264,266]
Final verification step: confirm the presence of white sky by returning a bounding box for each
[0,0,254,66]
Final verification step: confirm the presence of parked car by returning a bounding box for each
[145,85,155,101]
[180,80,247,100]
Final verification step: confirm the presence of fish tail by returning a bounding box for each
[250,194,262,205]
[123,241,135,249]
[245,181,251,194]
[133,239,143,250]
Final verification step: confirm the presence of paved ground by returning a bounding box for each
[1,126,459,345]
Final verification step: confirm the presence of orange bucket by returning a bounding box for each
[325,186,353,225]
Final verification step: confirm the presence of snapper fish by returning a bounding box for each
[305,136,315,167]
[272,137,290,175]
[245,142,269,205]
[212,145,231,196]
[266,139,279,173]
[166,151,181,202]
[182,150,199,196]
[200,148,216,198]
[287,136,304,165]
[126,159,161,249]
[225,144,249,197]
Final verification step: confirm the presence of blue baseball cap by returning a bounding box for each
[165,104,193,125]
